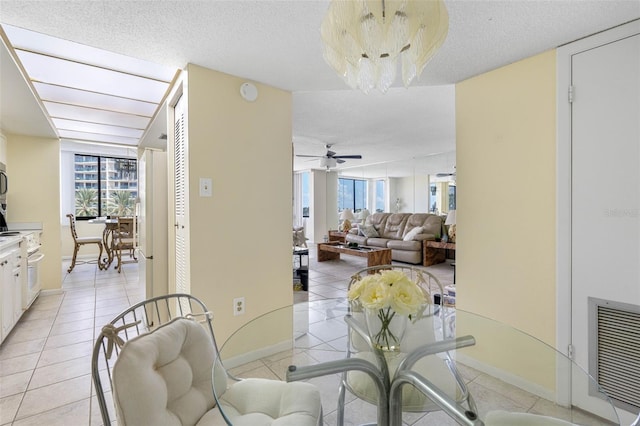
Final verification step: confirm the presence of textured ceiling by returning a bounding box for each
[1,1,638,176]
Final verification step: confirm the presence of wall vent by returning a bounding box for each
[588,297,640,413]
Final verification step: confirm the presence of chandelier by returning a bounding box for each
[320,0,449,94]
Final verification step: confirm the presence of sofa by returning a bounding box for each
[345,212,443,265]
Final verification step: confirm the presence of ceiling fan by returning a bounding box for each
[436,166,456,178]
[296,144,363,169]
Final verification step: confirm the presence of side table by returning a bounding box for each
[293,248,309,291]
[328,230,347,242]
[423,240,456,266]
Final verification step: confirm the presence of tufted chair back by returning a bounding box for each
[112,317,218,425]
[92,294,323,426]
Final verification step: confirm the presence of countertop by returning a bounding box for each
[0,223,43,252]
[0,233,25,252]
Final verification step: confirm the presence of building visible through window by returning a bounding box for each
[74,154,137,218]
[375,180,385,212]
[338,178,367,213]
[302,172,310,218]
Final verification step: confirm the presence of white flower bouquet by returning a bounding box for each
[348,270,427,350]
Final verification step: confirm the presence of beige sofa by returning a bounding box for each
[345,212,443,265]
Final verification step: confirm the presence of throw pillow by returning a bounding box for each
[403,226,424,241]
[360,225,379,238]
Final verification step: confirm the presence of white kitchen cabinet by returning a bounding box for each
[1,242,22,344]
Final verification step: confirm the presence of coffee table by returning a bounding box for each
[317,241,391,267]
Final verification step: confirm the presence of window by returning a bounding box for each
[302,172,310,218]
[449,184,456,211]
[375,180,385,212]
[338,178,367,212]
[430,184,437,213]
[74,154,137,218]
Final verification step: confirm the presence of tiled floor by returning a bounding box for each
[0,258,144,426]
[0,248,608,425]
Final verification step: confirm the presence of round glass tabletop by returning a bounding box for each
[212,298,621,425]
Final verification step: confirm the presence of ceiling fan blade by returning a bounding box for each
[333,155,362,159]
[336,159,346,164]
[326,150,336,157]
[296,154,324,158]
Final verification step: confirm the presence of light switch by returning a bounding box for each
[199,178,212,197]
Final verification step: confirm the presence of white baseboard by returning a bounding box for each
[456,353,556,402]
[40,289,64,296]
[221,339,293,370]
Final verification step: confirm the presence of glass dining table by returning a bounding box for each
[212,298,624,426]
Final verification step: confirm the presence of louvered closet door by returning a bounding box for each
[173,94,190,296]
[571,32,640,422]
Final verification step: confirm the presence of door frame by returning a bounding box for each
[556,17,640,398]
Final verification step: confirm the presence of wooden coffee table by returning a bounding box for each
[317,242,392,267]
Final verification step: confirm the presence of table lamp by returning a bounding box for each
[358,208,370,223]
[445,210,456,243]
[339,208,355,233]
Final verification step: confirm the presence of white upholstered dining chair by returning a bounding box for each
[92,294,323,426]
[66,213,104,272]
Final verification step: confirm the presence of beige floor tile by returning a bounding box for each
[94,296,129,309]
[12,398,90,426]
[61,288,95,300]
[1,321,52,345]
[49,317,94,336]
[44,328,95,349]
[57,301,94,315]
[0,370,32,398]
[54,308,96,325]
[94,303,130,319]
[0,339,46,361]
[0,352,39,377]
[16,375,91,420]
[37,340,93,368]
[19,307,59,321]
[464,381,529,420]
[28,297,62,312]
[471,372,539,410]
[29,355,92,390]
[0,393,22,425]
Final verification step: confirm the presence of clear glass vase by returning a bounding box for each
[365,307,407,351]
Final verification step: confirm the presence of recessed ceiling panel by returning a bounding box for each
[33,82,157,116]
[58,129,139,146]
[43,102,149,129]
[51,118,144,138]
[17,50,170,103]
[3,24,176,81]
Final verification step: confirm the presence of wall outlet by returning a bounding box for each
[233,297,245,316]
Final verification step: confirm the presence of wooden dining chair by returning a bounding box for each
[66,213,104,272]
[113,217,137,273]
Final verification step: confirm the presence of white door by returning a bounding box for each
[172,94,190,296]
[571,32,640,422]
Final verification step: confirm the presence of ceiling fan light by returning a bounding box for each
[320,157,338,168]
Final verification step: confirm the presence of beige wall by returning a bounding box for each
[6,133,62,291]
[184,64,293,343]
[456,50,557,344]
